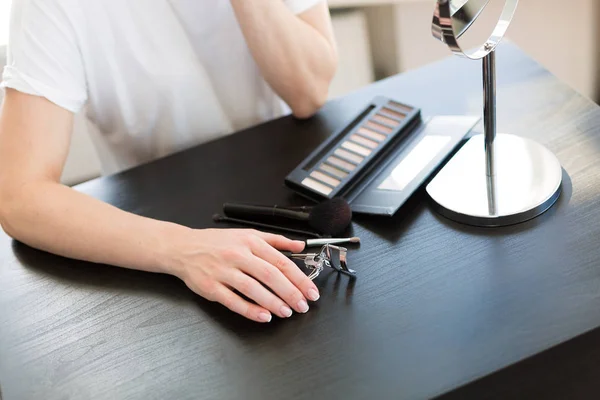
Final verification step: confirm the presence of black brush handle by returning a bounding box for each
[213,214,322,238]
[223,203,310,221]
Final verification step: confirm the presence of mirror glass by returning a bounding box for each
[447,0,508,52]
[451,0,492,38]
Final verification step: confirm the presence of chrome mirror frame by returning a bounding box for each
[432,0,518,60]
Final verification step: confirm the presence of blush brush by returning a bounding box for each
[222,197,352,237]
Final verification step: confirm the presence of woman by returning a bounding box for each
[0,0,338,323]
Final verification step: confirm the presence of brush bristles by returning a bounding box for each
[308,197,352,236]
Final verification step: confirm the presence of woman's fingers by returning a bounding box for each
[212,283,273,323]
[254,231,305,253]
[229,240,309,314]
[226,270,295,318]
[250,237,320,303]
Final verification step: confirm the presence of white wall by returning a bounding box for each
[349,0,600,100]
[329,8,375,98]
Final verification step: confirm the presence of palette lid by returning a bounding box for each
[346,115,481,216]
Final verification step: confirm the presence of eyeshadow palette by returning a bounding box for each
[284,96,481,216]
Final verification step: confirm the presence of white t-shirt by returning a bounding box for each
[1,0,323,174]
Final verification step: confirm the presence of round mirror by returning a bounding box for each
[432,0,518,60]
[426,0,563,227]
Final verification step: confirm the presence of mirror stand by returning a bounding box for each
[426,0,563,227]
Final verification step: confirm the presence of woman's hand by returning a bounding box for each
[170,228,320,323]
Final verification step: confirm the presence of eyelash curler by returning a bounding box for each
[283,244,356,280]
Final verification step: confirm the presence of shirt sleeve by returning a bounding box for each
[0,0,87,113]
[284,0,327,15]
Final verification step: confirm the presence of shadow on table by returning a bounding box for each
[350,187,427,244]
[352,168,572,242]
[430,168,573,235]
[12,239,355,337]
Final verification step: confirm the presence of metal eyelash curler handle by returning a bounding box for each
[281,246,357,279]
[281,251,323,280]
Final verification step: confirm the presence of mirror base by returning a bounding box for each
[426,133,562,227]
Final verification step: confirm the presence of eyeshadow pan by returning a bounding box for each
[380,107,406,120]
[357,127,387,142]
[342,141,372,157]
[373,113,401,127]
[350,134,378,149]
[365,120,394,135]
[320,163,348,179]
[310,170,341,187]
[302,177,333,195]
[388,101,413,113]
[327,156,356,171]
[335,148,364,164]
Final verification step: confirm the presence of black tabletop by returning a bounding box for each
[2,43,600,400]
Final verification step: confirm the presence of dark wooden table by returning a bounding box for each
[3,43,600,400]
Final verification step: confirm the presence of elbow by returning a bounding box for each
[0,191,20,240]
[287,53,339,119]
[0,182,34,241]
[289,61,337,119]
[289,83,330,120]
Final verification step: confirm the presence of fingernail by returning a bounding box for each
[280,306,293,318]
[297,300,309,313]
[308,288,320,301]
[258,312,272,322]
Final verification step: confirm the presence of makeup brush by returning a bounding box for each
[213,214,323,238]
[213,215,361,246]
[222,197,352,236]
